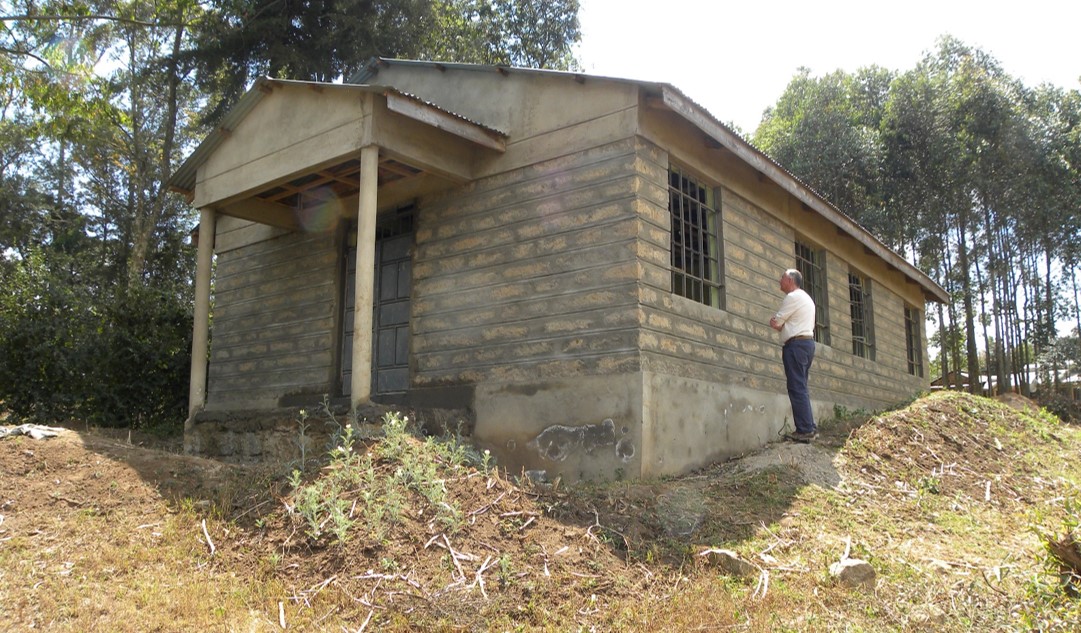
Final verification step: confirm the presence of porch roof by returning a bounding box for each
[169,77,508,203]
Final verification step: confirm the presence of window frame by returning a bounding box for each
[794,239,830,345]
[848,270,875,360]
[904,305,924,377]
[668,164,724,309]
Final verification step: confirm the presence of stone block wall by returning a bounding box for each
[411,136,646,387]
[206,218,342,410]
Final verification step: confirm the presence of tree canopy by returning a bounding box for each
[186,0,581,122]
[0,0,582,427]
[753,36,1081,396]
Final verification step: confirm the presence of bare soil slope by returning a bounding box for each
[1,391,1079,631]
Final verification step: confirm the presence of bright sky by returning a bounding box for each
[576,0,1081,134]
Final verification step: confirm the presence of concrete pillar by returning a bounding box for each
[187,207,216,428]
[351,144,379,407]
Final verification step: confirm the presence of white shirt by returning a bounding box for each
[774,288,816,343]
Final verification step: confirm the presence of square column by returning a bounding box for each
[187,207,216,427]
[350,145,380,407]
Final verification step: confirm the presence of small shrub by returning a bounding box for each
[286,410,480,545]
[1022,495,1081,630]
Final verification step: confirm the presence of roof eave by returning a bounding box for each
[658,87,949,304]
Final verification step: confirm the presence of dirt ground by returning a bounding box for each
[1,390,1078,630]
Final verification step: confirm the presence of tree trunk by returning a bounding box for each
[955,213,981,394]
[1046,248,1061,390]
[126,22,184,285]
[973,241,994,395]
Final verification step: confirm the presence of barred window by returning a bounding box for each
[905,306,924,377]
[794,240,830,345]
[848,272,875,360]
[669,166,723,308]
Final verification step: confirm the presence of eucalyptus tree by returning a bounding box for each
[880,37,1077,395]
[879,62,973,388]
[1022,84,1081,387]
[753,67,888,238]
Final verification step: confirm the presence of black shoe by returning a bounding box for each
[785,431,818,443]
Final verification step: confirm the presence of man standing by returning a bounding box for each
[769,269,817,442]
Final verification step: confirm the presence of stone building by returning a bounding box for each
[171,58,947,481]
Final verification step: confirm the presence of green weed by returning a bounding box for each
[286,410,479,545]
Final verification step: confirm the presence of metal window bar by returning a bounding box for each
[905,306,924,377]
[849,272,875,359]
[795,241,830,344]
[669,167,723,308]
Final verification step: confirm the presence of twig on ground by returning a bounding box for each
[443,535,466,580]
[980,568,1009,598]
[307,575,337,599]
[467,490,507,517]
[538,544,551,577]
[277,601,286,629]
[230,498,272,522]
[312,605,338,627]
[51,494,85,507]
[471,555,494,599]
[752,569,770,600]
[583,508,629,550]
[201,518,216,557]
[356,609,374,633]
[477,540,500,553]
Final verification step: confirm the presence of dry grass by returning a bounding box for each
[1,391,1080,631]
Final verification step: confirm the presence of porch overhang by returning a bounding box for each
[169,78,507,229]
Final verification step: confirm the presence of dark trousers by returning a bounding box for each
[782,338,816,434]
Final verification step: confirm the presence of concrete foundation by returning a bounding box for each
[472,371,832,482]
[185,403,473,464]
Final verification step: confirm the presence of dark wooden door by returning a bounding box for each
[341,215,413,398]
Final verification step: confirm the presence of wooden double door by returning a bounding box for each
[341,212,413,398]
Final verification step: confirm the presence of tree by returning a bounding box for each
[0,0,200,426]
[753,67,888,238]
[754,35,1081,397]
[423,0,580,70]
[187,0,581,123]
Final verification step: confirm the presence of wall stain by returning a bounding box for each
[528,418,635,463]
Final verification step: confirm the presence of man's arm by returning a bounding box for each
[770,293,794,331]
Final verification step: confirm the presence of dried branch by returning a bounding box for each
[201,518,215,557]
[752,569,770,600]
[355,609,374,633]
[442,535,466,580]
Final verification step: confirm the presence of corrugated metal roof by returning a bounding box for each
[355,58,829,203]
[174,58,946,303]
[354,58,945,302]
